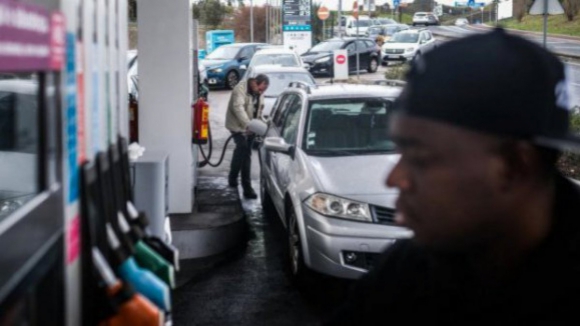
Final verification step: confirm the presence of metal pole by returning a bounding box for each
[266,1,269,43]
[323,19,325,41]
[481,8,483,23]
[542,0,547,47]
[338,0,342,37]
[356,16,360,78]
[250,0,254,42]
[495,0,498,26]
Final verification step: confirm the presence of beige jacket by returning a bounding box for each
[225,80,264,133]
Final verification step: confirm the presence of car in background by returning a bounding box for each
[372,17,397,26]
[345,15,372,36]
[257,82,412,281]
[301,38,380,76]
[412,12,439,26]
[366,24,410,42]
[455,18,470,26]
[381,29,436,64]
[127,54,208,99]
[247,48,304,71]
[201,43,265,89]
[245,65,315,117]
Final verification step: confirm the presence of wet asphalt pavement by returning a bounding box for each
[172,179,353,326]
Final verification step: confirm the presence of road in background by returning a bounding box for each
[429,25,580,109]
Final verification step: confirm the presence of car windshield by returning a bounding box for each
[385,26,403,35]
[415,13,427,17]
[206,46,240,60]
[251,54,299,67]
[377,19,396,24]
[309,41,344,52]
[353,20,371,27]
[304,98,396,155]
[389,33,418,43]
[263,72,315,97]
[368,27,382,34]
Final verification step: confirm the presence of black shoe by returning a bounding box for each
[243,188,258,199]
[228,180,238,187]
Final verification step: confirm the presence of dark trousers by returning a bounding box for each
[229,133,254,189]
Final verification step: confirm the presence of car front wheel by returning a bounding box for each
[368,58,379,73]
[286,208,310,286]
[226,70,239,89]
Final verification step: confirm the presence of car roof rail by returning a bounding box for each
[287,81,312,94]
[373,79,406,87]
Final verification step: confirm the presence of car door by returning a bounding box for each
[356,40,370,70]
[271,94,303,211]
[237,46,254,77]
[263,93,298,213]
[424,31,436,51]
[345,41,357,72]
[418,31,428,53]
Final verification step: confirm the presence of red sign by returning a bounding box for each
[317,6,330,20]
[49,12,65,70]
[336,54,346,64]
[352,1,359,19]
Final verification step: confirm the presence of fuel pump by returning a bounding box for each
[92,248,163,326]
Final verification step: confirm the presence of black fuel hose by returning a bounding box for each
[197,124,235,168]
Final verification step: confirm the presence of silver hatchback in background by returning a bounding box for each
[257,83,413,281]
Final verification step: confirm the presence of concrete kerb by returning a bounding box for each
[171,176,248,288]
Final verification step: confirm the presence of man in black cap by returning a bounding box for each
[325,29,580,324]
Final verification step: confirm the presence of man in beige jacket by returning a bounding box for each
[225,74,269,199]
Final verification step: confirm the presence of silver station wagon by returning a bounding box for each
[257,82,413,281]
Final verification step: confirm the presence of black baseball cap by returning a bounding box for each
[393,28,580,152]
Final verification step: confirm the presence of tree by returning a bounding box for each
[192,0,226,29]
[231,6,268,42]
[513,0,526,22]
[312,3,324,43]
[413,0,434,12]
[562,0,580,21]
[227,0,233,6]
[129,0,137,22]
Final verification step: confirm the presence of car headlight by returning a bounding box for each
[305,193,372,222]
[315,56,331,63]
[405,47,415,53]
[210,67,223,73]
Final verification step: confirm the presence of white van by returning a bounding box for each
[344,15,372,37]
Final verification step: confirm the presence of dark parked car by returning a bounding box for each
[366,24,410,41]
[301,38,381,76]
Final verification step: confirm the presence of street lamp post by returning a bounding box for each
[250,0,254,42]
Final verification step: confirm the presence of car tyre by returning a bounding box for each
[286,208,311,287]
[260,175,276,218]
[367,58,379,73]
[226,70,239,89]
[413,51,421,62]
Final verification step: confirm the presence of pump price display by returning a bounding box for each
[283,0,311,26]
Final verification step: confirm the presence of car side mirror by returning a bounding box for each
[238,56,248,62]
[264,137,294,157]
